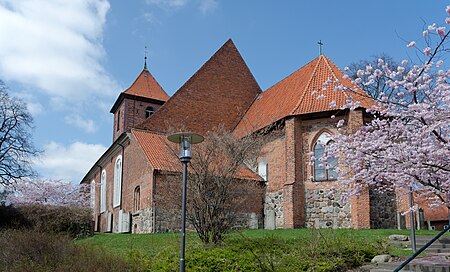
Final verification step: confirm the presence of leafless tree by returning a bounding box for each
[0,81,38,185]
[159,128,265,245]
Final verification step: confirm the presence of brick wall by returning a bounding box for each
[259,111,375,230]
[91,134,155,233]
[113,98,163,141]
[123,133,154,233]
[153,172,265,232]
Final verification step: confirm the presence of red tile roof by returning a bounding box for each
[138,39,262,135]
[132,128,262,181]
[234,55,374,136]
[422,205,449,222]
[124,69,169,101]
[132,129,180,172]
[110,68,169,113]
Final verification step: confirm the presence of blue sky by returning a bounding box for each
[0,0,448,183]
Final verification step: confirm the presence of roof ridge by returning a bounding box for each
[291,56,323,115]
[123,69,145,94]
[321,55,353,101]
[322,55,340,82]
[131,127,166,136]
[131,129,154,164]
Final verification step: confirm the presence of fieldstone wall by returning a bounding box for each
[131,208,154,233]
[305,188,351,228]
[369,189,397,229]
[264,191,284,229]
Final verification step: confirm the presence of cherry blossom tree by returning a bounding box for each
[325,5,450,210]
[4,178,89,207]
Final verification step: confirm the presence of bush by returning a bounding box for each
[0,204,92,237]
[0,229,143,272]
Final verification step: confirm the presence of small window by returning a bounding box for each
[313,132,337,181]
[134,186,141,212]
[258,160,268,182]
[145,106,154,118]
[116,110,120,131]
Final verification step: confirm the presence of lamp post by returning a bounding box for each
[167,132,204,272]
[409,186,417,253]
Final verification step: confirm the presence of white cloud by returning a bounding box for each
[64,114,98,133]
[0,0,118,108]
[142,12,161,24]
[145,0,188,8]
[199,0,218,14]
[145,0,217,13]
[34,141,107,183]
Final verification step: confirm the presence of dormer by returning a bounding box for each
[110,66,169,142]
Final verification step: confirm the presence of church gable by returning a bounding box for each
[234,55,374,136]
[137,39,262,135]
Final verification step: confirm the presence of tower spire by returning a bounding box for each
[144,46,148,70]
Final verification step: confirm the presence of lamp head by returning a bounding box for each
[167,132,204,162]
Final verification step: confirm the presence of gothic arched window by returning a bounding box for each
[100,170,106,213]
[145,106,154,118]
[113,155,122,207]
[313,132,337,181]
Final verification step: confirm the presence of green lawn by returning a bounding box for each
[77,228,444,257]
[75,229,449,271]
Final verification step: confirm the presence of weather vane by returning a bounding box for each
[144,46,148,70]
[318,40,323,56]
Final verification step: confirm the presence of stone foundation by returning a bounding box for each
[131,208,154,233]
[305,188,351,228]
[264,191,284,229]
[369,189,397,229]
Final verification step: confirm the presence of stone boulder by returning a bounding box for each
[371,254,391,263]
[389,234,409,241]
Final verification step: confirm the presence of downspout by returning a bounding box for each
[152,170,157,233]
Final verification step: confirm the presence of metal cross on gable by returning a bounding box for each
[318,40,323,56]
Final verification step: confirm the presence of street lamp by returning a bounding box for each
[167,132,204,272]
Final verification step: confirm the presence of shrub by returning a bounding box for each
[0,229,143,272]
[0,204,92,237]
[148,231,385,271]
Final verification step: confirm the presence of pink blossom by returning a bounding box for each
[322,3,450,210]
[446,18,450,24]
[407,41,416,48]
[446,5,450,15]
[437,26,446,36]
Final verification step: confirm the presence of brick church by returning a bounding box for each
[81,39,443,233]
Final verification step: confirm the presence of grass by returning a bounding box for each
[75,228,449,271]
[77,228,445,257]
